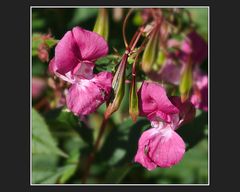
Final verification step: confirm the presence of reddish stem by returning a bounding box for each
[82,116,108,183]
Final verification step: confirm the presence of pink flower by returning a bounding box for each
[168,31,208,65]
[158,59,183,85]
[187,31,208,64]
[135,81,195,170]
[32,77,46,99]
[191,70,208,111]
[49,27,113,115]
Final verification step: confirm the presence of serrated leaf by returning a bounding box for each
[32,108,67,157]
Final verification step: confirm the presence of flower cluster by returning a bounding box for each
[148,30,208,111]
[48,19,207,171]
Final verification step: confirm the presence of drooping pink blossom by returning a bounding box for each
[168,31,208,65]
[49,27,113,116]
[191,70,208,111]
[135,81,195,170]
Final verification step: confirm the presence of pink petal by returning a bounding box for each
[187,31,208,64]
[54,30,80,75]
[72,27,108,61]
[158,59,183,85]
[91,71,113,98]
[72,61,95,80]
[48,58,75,83]
[191,71,208,111]
[66,81,104,116]
[148,128,185,168]
[134,128,158,170]
[138,81,179,122]
[32,77,46,99]
[169,96,196,127]
[66,72,113,116]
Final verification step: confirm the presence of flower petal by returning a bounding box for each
[91,71,113,98]
[32,77,46,99]
[66,80,105,116]
[72,27,109,61]
[54,30,80,75]
[134,128,158,170]
[72,61,95,80]
[170,96,196,127]
[148,128,185,168]
[187,31,208,64]
[138,81,179,122]
[158,59,183,85]
[48,58,75,83]
[191,71,208,111]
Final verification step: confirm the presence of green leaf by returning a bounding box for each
[32,154,59,184]
[59,151,80,184]
[98,117,149,166]
[45,38,59,48]
[32,33,58,58]
[32,58,46,77]
[32,108,68,157]
[32,13,46,30]
[69,8,98,27]
[133,11,143,26]
[178,111,208,150]
[104,165,132,183]
[187,8,208,41]
[95,54,120,73]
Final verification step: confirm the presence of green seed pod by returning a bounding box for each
[141,28,160,73]
[105,54,128,119]
[129,76,139,122]
[179,63,193,101]
[93,8,109,41]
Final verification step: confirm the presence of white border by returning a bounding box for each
[30,6,210,186]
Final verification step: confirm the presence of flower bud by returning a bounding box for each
[141,28,160,73]
[179,63,193,101]
[93,8,109,41]
[113,8,123,22]
[105,53,128,119]
[129,76,139,122]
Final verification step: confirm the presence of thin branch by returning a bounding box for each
[122,8,134,48]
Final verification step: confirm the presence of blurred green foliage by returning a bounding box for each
[32,8,208,184]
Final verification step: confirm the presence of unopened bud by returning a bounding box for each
[113,8,123,22]
[129,76,139,122]
[141,28,160,73]
[93,8,109,41]
[105,54,128,119]
[179,63,193,101]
